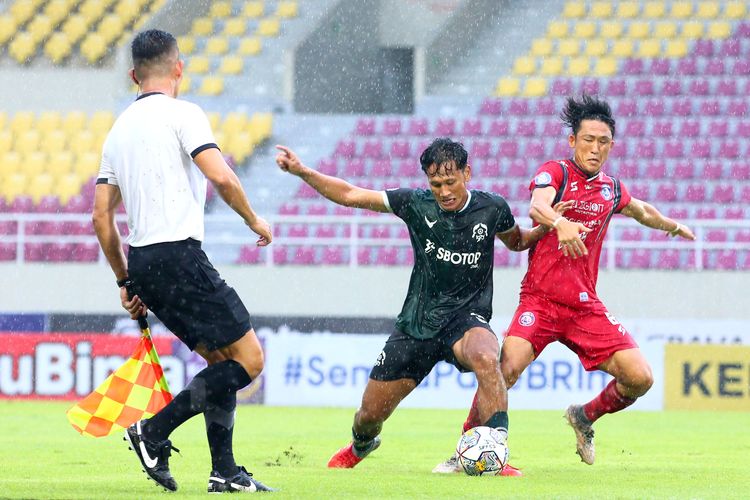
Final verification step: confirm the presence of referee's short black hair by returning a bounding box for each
[131,29,178,76]
[420,138,469,175]
[561,93,616,138]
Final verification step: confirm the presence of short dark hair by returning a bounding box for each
[419,138,468,175]
[131,29,178,76]
[560,94,616,137]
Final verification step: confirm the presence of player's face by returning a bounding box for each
[426,162,471,211]
[569,119,614,175]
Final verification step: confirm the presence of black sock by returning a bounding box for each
[144,360,251,442]
[352,427,377,454]
[205,391,238,477]
[484,411,509,435]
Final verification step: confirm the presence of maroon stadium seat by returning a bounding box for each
[355,118,375,136]
[462,118,483,136]
[322,246,345,265]
[382,118,402,136]
[479,99,502,116]
[487,119,510,137]
[685,183,706,202]
[435,118,456,136]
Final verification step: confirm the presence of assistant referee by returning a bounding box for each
[92,29,274,493]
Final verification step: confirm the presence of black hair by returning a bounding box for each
[419,138,468,175]
[560,93,616,137]
[131,29,178,76]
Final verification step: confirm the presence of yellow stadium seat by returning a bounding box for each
[1,173,27,201]
[590,2,613,18]
[115,0,142,24]
[495,78,519,97]
[243,1,264,18]
[177,36,195,55]
[557,39,580,57]
[696,2,720,18]
[599,21,622,38]
[665,39,688,57]
[178,75,191,95]
[653,22,677,39]
[56,173,83,204]
[257,18,280,37]
[27,15,53,43]
[24,152,48,177]
[81,33,108,63]
[0,111,5,130]
[97,14,125,44]
[594,57,617,76]
[74,152,99,178]
[627,22,650,39]
[249,113,273,142]
[707,22,730,39]
[219,56,244,75]
[540,57,563,76]
[547,21,568,38]
[226,132,254,163]
[79,0,109,24]
[671,2,693,18]
[44,33,72,63]
[0,15,17,45]
[10,1,36,25]
[61,15,89,44]
[37,112,62,133]
[192,17,213,36]
[206,112,220,131]
[725,2,747,19]
[210,1,232,17]
[682,22,704,39]
[187,56,210,74]
[237,37,262,56]
[48,151,74,177]
[63,112,87,133]
[89,112,114,133]
[567,57,590,76]
[223,18,247,36]
[611,39,634,57]
[616,2,639,18]
[638,39,661,58]
[1,151,22,175]
[71,131,95,157]
[15,130,41,156]
[562,1,585,18]
[530,38,552,57]
[574,22,596,39]
[512,56,535,76]
[198,76,224,96]
[0,131,12,152]
[9,32,36,64]
[205,37,229,56]
[28,173,55,203]
[221,113,249,134]
[585,39,608,57]
[10,112,35,135]
[277,1,298,18]
[643,1,666,18]
[213,131,226,150]
[522,78,547,98]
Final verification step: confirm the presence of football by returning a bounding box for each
[456,426,509,476]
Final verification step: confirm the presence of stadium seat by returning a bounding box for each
[573,22,596,39]
[590,2,613,18]
[643,1,666,18]
[696,1,720,18]
[187,56,210,74]
[671,2,693,18]
[725,2,747,19]
[210,1,232,17]
[522,79,546,97]
[192,17,213,36]
[243,1,264,18]
[219,56,243,75]
[540,57,563,76]
[257,18,280,37]
[237,37,262,56]
[530,38,552,57]
[277,1,299,18]
[599,21,622,38]
[81,33,107,63]
[224,18,247,37]
[205,37,229,56]
[9,32,36,64]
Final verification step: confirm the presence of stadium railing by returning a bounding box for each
[0,213,748,270]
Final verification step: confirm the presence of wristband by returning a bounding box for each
[117,277,130,288]
[669,223,682,236]
[552,216,564,228]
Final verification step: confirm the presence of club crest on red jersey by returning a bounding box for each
[601,185,613,201]
[518,312,535,326]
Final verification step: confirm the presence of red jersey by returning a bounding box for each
[520,159,631,309]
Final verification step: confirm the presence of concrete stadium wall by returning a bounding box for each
[2,264,748,320]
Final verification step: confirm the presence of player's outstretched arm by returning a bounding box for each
[193,148,272,246]
[275,145,389,213]
[497,201,575,251]
[619,198,696,240]
[529,187,591,257]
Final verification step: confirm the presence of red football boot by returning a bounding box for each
[327,437,381,468]
[500,463,523,477]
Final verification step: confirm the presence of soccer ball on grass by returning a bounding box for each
[456,426,509,476]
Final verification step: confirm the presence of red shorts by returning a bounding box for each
[506,294,638,371]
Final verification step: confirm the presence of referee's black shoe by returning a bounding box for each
[124,420,179,492]
[207,466,276,493]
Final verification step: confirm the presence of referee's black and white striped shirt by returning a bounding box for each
[97,92,218,247]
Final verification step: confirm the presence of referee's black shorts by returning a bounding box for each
[127,238,252,351]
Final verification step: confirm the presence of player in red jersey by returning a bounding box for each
[433,94,696,473]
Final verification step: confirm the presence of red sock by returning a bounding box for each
[462,391,481,433]
[583,379,637,423]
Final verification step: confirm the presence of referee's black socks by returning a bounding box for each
[144,359,251,442]
[205,392,239,477]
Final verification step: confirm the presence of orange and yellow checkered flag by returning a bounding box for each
[66,318,172,438]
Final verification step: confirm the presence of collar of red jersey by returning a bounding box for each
[568,158,602,181]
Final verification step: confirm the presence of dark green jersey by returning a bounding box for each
[384,188,516,339]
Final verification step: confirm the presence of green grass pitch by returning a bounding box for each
[1,401,748,499]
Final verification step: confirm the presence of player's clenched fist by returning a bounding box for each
[275,145,305,175]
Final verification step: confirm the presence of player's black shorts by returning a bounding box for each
[127,238,252,351]
[369,312,496,384]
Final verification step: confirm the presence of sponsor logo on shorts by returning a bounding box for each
[375,350,386,366]
[601,185,613,201]
[518,312,535,327]
[470,312,488,323]
[579,292,589,302]
[472,223,488,242]
[534,172,552,186]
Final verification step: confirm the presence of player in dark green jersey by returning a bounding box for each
[276,139,566,472]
